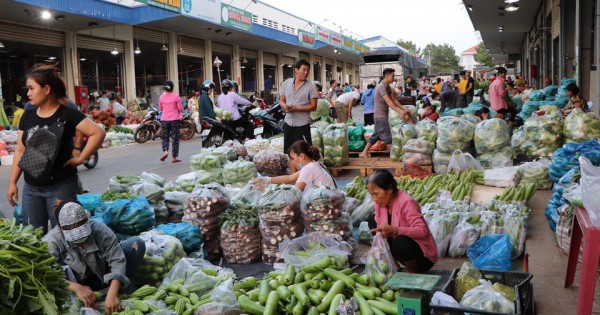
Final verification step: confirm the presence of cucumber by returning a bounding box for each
[263,291,280,315]
[238,296,265,315]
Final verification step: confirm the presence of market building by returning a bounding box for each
[0,0,369,110]
[463,0,600,113]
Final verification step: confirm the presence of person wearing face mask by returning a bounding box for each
[255,140,336,191]
[366,170,437,273]
[43,201,146,315]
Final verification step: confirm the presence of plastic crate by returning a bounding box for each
[430,268,533,315]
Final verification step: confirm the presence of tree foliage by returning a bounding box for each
[475,43,494,68]
[397,39,422,56]
[422,43,461,73]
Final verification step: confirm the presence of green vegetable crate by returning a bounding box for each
[430,269,534,315]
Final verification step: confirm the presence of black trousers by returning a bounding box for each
[283,123,312,154]
[364,113,374,126]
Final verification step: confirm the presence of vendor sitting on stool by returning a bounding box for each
[43,201,146,314]
[367,170,438,273]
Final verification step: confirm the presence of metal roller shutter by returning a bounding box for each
[212,42,233,55]
[77,35,124,52]
[179,36,205,58]
[263,53,277,66]
[241,48,258,59]
[0,21,64,47]
[282,56,295,66]
[133,27,167,44]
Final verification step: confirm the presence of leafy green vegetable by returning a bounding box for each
[474,119,511,154]
[391,123,418,161]
[311,98,331,120]
[564,108,600,143]
[323,124,349,167]
[108,125,134,134]
[436,116,476,154]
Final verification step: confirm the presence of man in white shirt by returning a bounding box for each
[418,76,429,100]
[97,91,110,111]
[334,90,360,123]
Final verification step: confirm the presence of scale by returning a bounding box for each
[385,272,442,315]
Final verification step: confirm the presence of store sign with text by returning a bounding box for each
[330,32,342,48]
[342,36,353,51]
[182,0,221,24]
[316,27,330,43]
[354,42,363,54]
[298,29,316,48]
[221,3,252,32]
[136,0,181,12]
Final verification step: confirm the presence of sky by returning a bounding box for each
[259,0,480,56]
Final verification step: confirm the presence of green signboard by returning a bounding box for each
[221,3,253,32]
[342,35,353,51]
[298,29,316,48]
[135,0,181,13]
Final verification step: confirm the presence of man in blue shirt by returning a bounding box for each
[361,80,376,125]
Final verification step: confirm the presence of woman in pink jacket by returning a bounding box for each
[159,81,183,163]
[367,170,438,273]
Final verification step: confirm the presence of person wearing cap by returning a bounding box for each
[43,201,146,314]
[159,80,184,163]
[217,79,255,140]
[361,80,377,126]
[199,81,216,120]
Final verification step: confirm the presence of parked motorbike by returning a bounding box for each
[252,102,284,138]
[201,103,256,148]
[134,106,196,143]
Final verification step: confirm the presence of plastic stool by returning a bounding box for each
[564,207,600,315]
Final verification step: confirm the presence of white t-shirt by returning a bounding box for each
[335,91,360,106]
[297,162,336,190]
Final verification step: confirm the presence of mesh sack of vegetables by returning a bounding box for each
[103,196,155,235]
[244,138,270,155]
[280,231,352,269]
[155,222,203,252]
[425,212,460,257]
[459,280,514,314]
[134,230,187,287]
[564,108,600,143]
[403,138,434,155]
[515,159,553,190]
[350,193,375,227]
[476,146,514,169]
[436,116,476,154]
[164,190,190,222]
[108,175,141,192]
[258,185,304,263]
[129,181,168,224]
[1,220,69,314]
[311,97,330,120]
[140,171,165,187]
[222,139,248,157]
[323,123,350,167]
[222,159,257,187]
[474,118,511,154]
[253,149,289,177]
[183,183,230,259]
[403,152,433,166]
[311,127,324,156]
[448,216,481,258]
[433,149,452,173]
[348,126,367,152]
[391,123,418,161]
[454,262,483,301]
[363,233,397,286]
[301,185,346,224]
[304,212,353,240]
[524,111,564,146]
[416,119,438,145]
[189,154,223,184]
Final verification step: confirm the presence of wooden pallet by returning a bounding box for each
[366,159,433,175]
[348,150,390,158]
[328,157,379,177]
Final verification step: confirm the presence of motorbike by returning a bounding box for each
[201,103,257,148]
[252,102,284,138]
[134,106,197,143]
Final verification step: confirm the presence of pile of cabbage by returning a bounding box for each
[474,119,513,169]
[512,111,564,158]
[436,116,476,153]
[563,108,600,143]
[391,123,418,161]
[323,123,349,167]
[310,98,330,120]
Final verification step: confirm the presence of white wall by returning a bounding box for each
[460,54,478,72]
[228,0,317,34]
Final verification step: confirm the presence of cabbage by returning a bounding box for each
[433,149,452,173]
[416,119,438,144]
[564,108,600,143]
[311,127,324,155]
[436,116,476,153]
[311,98,330,120]
[477,146,514,169]
[524,113,564,146]
[323,123,349,167]
[474,119,511,154]
[391,123,418,161]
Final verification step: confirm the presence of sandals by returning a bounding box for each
[160,152,169,161]
[172,158,182,163]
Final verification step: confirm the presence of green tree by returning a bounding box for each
[422,43,461,73]
[475,43,494,68]
[397,39,421,56]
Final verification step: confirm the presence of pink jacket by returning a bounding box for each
[374,191,439,263]
[489,77,507,111]
[159,92,183,121]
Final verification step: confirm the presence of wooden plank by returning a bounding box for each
[328,157,380,177]
[366,160,433,175]
[349,150,390,158]
[471,184,505,203]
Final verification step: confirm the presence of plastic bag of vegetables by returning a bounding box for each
[391,123,418,161]
[108,175,140,192]
[474,119,511,154]
[223,139,248,157]
[350,193,375,227]
[164,190,190,222]
[305,212,353,239]
[524,112,564,146]
[140,171,165,187]
[311,127,324,156]
[348,126,367,152]
[301,185,346,224]
[390,105,418,124]
[503,211,527,259]
[311,97,331,120]
[212,146,238,162]
[103,196,155,235]
[364,233,397,286]
[564,108,600,143]
[467,234,511,271]
[447,150,482,172]
[403,138,434,155]
[448,218,481,258]
[426,213,460,257]
[253,149,289,177]
[160,258,233,296]
[436,116,476,153]
[454,262,483,301]
[280,231,352,268]
[416,119,438,145]
[189,154,223,184]
[459,280,514,314]
[477,146,514,169]
[515,159,553,190]
[135,230,187,287]
[510,126,526,155]
[323,123,349,167]
[244,138,270,155]
[402,152,433,166]
[129,181,168,224]
[433,149,452,174]
[269,137,285,153]
[222,159,257,186]
[156,222,204,254]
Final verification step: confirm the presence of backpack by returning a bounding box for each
[18,118,65,183]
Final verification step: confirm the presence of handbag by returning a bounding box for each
[328,106,338,119]
[19,118,66,183]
